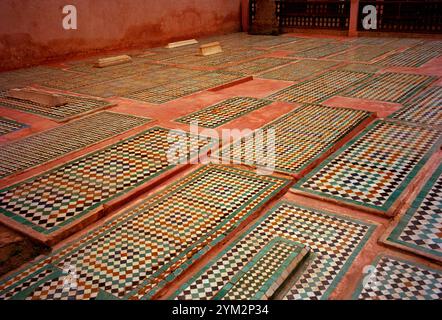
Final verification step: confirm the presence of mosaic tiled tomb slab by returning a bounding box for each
[339,63,383,74]
[344,72,435,104]
[0,165,290,300]
[0,112,151,179]
[221,58,290,76]
[0,91,114,122]
[0,67,78,91]
[267,70,371,103]
[276,38,336,53]
[295,121,441,213]
[378,42,442,67]
[258,60,340,82]
[389,86,442,127]
[384,164,442,260]
[0,127,216,237]
[219,104,371,175]
[175,97,271,128]
[329,45,396,62]
[290,43,352,59]
[159,49,266,67]
[0,117,27,136]
[172,202,374,300]
[353,255,442,300]
[123,72,242,104]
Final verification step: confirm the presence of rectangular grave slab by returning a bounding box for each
[295,120,441,214]
[0,117,27,136]
[352,255,442,300]
[0,127,216,243]
[0,165,290,300]
[171,201,374,300]
[383,164,442,261]
[0,112,151,179]
[220,104,372,175]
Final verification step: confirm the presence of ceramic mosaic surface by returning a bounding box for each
[258,60,340,82]
[385,164,442,259]
[0,91,114,122]
[0,67,78,91]
[123,72,241,104]
[0,165,290,300]
[0,112,151,178]
[267,70,371,103]
[344,72,435,104]
[353,255,442,300]
[221,58,290,76]
[175,97,271,128]
[220,104,371,174]
[295,121,441,212]
[0,127,216,235]
[329,45,395,62]
[378,42,442,67]
[0,117,27,136]
[276,38,336,53]
[389,86,442,126]
[290,43,352,59]
[172,201,374,300]
[160,49,266,67]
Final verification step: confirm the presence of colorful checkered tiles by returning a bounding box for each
[267,70,371,104]
[259,60,339,82]
[353,255,442,300]
[171,202,374,300]
[329,45,395,62]
[0,117,27,136]
[389,86,442,126]
[221,58,290,76]
[378,41,442,67]
[385,164,442,260]
[0,91,114,122]
[295,121,441,213]
[0,112,151,178]
[0,165,289,300]
[175,97,271,128]
[0,127,215,236]
[220,104,371,174]
[123,72,241,104]
[344,72,435,104]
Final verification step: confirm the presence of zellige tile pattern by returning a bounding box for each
[221,104,371,175]
[267,70,371,103]
[0,165,290,300]
[385,164,442,259]
[389,86,442,126]
[175,97,271,128]
[0,117,27,136]
[0,91,114,122]
[344,72,435,104]
[0,112,151,178]
[172,202,374,300]
[295,121,441,212]
[353,255,442,300]
[0,127,216,235]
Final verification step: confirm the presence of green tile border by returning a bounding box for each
[294,120,442,213]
